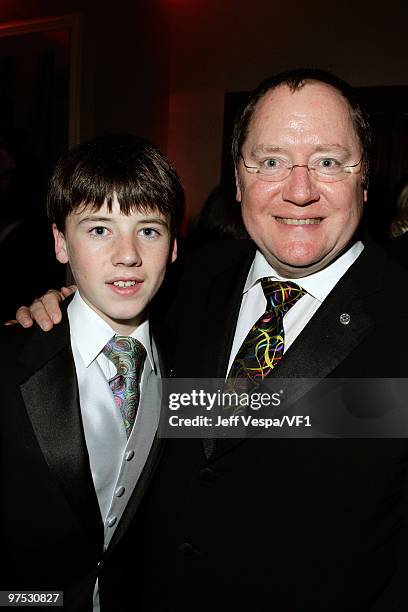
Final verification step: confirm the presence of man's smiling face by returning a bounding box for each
[53,195,176,335]
[236,81,367,278]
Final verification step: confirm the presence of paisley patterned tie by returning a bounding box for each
[102,335,146,437]
[229,279,306,380]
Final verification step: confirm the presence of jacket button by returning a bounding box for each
[97,560,103,569]
[200,467,215,481]
[107,516,117,527]
[178,542,194,556]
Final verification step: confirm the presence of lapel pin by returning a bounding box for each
[339,313,351,325]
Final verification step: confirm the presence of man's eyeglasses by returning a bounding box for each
[240,154,363,183]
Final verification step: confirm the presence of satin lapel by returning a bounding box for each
[199,248,254,460]
[271,274,373,405]
[200,248,255,379]
[19,316,102,537]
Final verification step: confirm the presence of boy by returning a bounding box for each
[0,134,184,610]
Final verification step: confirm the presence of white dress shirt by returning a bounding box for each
[227,241,364,376]
[68,292,161,610]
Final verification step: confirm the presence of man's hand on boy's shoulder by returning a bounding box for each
[9,285,77,331]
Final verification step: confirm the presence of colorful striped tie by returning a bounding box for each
[102,336,146,437]
[229,280,306,380]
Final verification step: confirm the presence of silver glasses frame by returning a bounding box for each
[240,154,363,183]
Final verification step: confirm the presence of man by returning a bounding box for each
[1,134,183,610]
[15,70,408,610]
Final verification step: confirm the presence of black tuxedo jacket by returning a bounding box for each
[0,304,163,611]
[138,238,408,611]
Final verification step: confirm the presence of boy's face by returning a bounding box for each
[53,196,177,334]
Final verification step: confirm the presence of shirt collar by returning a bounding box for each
[67,291,156,371]
[244,240,364,302]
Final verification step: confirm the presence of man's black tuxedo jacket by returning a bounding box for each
[138,239,408,611]
[0,306,162,611]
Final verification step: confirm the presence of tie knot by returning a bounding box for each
[102,335,146,377]
[261,279,306,314]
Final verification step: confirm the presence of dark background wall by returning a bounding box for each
[0,0,170,150]
[165,0,408,218]
[0,0,407,220]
